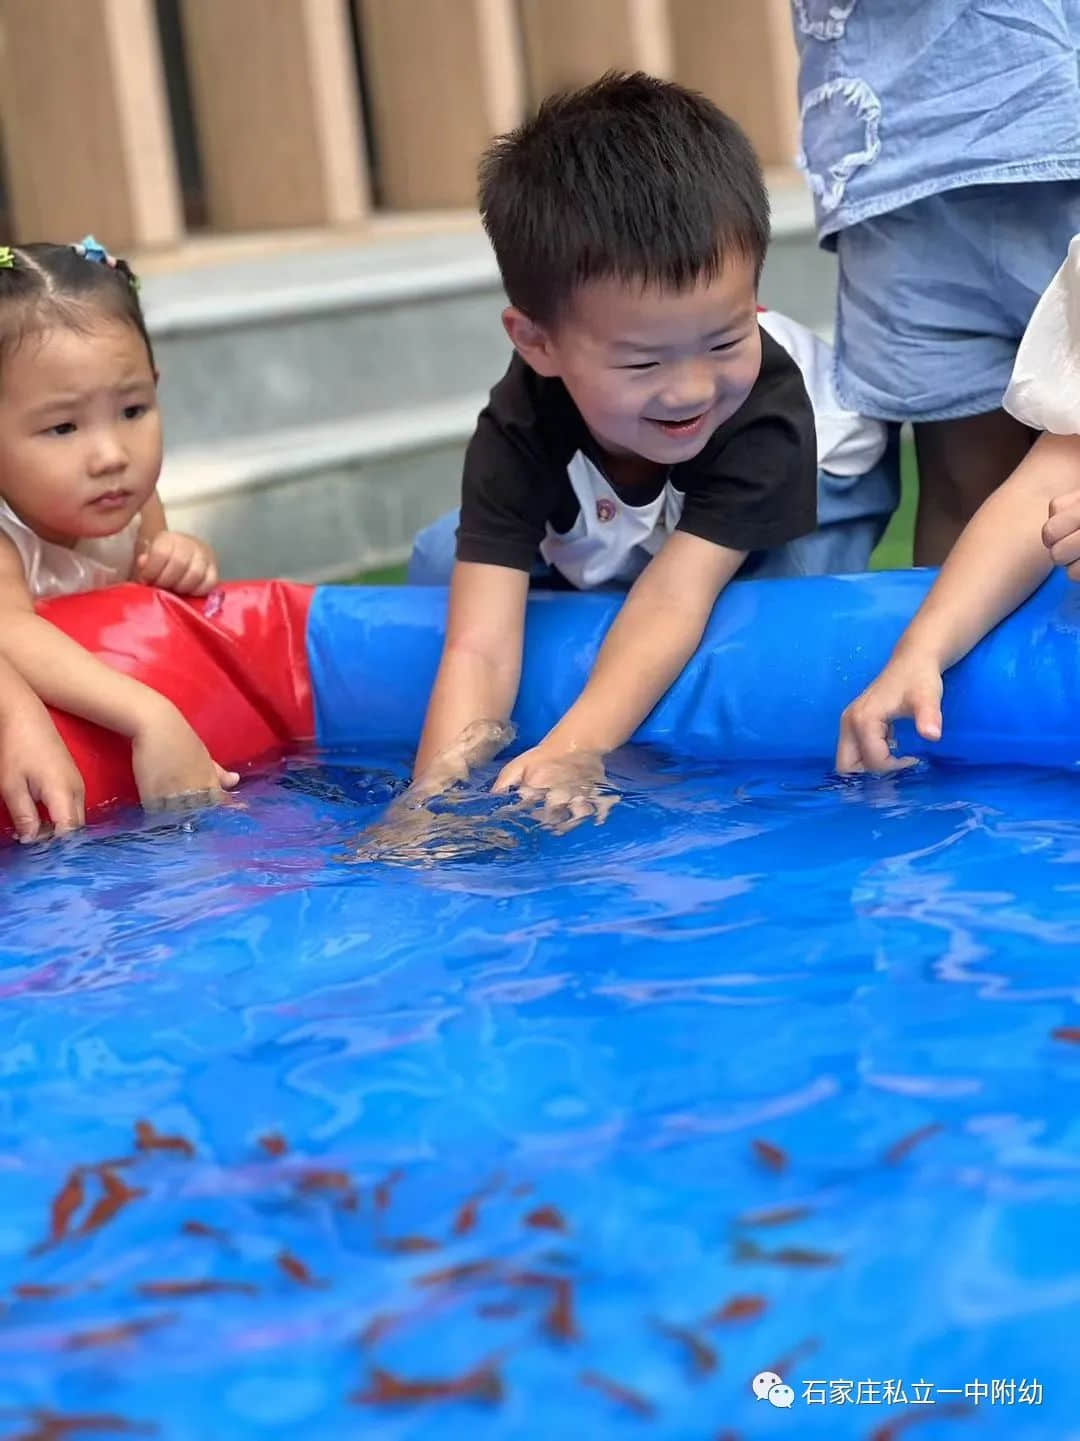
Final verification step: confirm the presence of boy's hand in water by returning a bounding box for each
[0,687,85,842]
[836,649,944,774]
[1042,490,1080,578]
[493,745,618,831]
[131,698,239,812]
[407,718,517,803]
[138,531,219,597]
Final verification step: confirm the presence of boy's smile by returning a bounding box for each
[505,256,762,471]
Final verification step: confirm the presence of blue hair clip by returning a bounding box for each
[75,234,112,266]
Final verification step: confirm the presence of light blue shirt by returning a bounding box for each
[792,0,1080,245]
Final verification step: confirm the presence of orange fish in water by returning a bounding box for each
[276,1249,328,1289]
[13,1412,157,1438]
[652,1319,718,1377]
[766,1336,820,1377]
[415,1261,498,1289]
[579,1369,655,1418]
[704,1294,767,1325]
[884,1123,944,1165]
[134,1121,195,1159]
[351,1362,504,1407]
[477,1301,521,1320]
[523,1205,568,1234]
[66,1314,176,1350]
[373,1168,404,1214]
[358,1313,401,1348]
[736,1204,813,1228]
[381,1235,442,1255]
[137,1279,258,1299]
[44,1169,86,1249]
[543,1277,580,1342]
[868,1402,971,1441]
[452,1197,480,1237]
[750,1139,789,1173]
[1052,1026,1080,1044]
[180,1221,230,1245]
[735,1238,839,1268]
[13,1283,72,1302]
[75,1170,147,1240]
[297,1168,352,1195]
[257,1132,289,1157]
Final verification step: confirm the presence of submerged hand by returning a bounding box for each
[138,531,219,596]
[493,745,618,832]
[0,692,85,842]
[131,700,239,812]
[835,651,944,774]
[409,718,516,803]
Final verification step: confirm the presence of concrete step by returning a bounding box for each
[145,228,510,450]
[159,395,482,581]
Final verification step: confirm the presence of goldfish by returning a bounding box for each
[74,1170,146,1240]
[257,1132,289,1157]
[523,1205,568,1233]
[134,1121,194,1159]
[704,1294,767,1325]
[351,1362,504,1407]
[653,1319,718,1377]
[276,1249,327,1289]
[579,1370,655,1418]
[884,1123,944,1165]
[137,1280,257,1299]
[750,1139,789,1173]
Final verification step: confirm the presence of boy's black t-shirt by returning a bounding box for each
[456,327,818,588]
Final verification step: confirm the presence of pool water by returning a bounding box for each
[2,748,1079,1441]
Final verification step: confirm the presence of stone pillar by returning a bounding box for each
[180,0,369,231]
[0,0,183,250]
[356,0,524,210]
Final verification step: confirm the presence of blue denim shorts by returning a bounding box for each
[834,180,1080,422]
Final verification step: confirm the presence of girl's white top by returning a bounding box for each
[1004,233,1080,435]
[0,499,140,600]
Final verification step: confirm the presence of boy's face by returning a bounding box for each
[505,256,761,467]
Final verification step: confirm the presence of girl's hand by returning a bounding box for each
[137,531,219,596]
[0,689,85,842]
[131,699,238,812]
[835,650,944,774]
[1042,490,1080,579]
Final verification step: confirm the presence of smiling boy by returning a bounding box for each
[413,74,822,819]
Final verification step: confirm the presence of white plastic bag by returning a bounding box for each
[1004,233,1080,435]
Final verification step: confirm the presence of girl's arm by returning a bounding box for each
[837,431,1079,772]
[0,654,85,841]
[0,537,237,807]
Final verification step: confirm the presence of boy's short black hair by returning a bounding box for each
[479,71,770,328]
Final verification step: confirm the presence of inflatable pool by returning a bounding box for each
[3,573,1079,1440]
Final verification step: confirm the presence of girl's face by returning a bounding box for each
[0,317,161,547]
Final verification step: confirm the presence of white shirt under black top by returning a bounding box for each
[455,324,822,592]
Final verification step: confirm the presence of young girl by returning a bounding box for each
[836,235,1080,772]
[0,239,238,813]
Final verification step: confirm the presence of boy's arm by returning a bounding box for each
[837,430,1077,772]
[0,538,237,806]
[495,531,745,792]
[136,490,219,596]
[413,560,529,782]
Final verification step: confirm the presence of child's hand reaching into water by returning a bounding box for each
[131,697,239,812]
[138,531,219,597]
[835,647,944,774]
[493,744,618,832]
[0,673,85,842]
